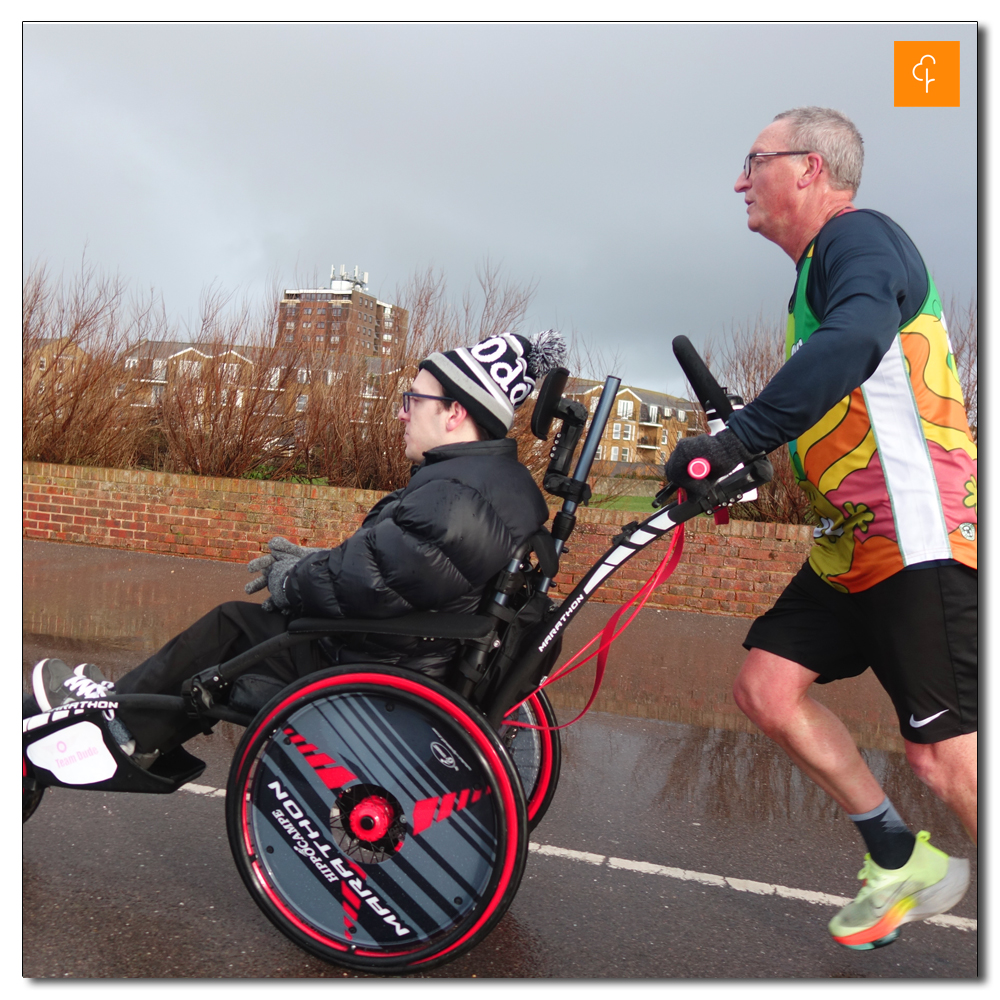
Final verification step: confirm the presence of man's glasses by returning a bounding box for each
[742,151,812,178]
[401,391,456,413]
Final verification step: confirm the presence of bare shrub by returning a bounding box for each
[23,261,163,468]
[157,287,305,478]
[708,313,815,524]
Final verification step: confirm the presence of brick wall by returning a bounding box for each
[23,462,813,618]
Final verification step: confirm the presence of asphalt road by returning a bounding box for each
[22,541,978,978]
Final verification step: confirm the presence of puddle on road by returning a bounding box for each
[23,537,903,758]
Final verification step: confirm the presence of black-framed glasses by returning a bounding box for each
[401,391,456,413]
[742,151,812,178]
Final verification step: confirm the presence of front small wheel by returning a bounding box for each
[226,666,528,973]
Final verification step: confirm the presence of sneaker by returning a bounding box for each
[31,659,136,755]
[828,831,971,950]
[32,658,76,712]
[71,664,136,753]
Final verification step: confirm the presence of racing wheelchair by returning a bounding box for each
[23,338,772,973]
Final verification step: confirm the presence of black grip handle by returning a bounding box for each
[531,367,570,440]
[672,335,733,423]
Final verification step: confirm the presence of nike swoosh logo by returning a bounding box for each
[910,709,949,728]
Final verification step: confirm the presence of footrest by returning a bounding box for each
[23,706,206,794]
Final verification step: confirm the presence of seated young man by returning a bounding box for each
[31,331,562,766]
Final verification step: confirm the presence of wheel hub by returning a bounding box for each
[330,783,405,864]
[348,794,394,842]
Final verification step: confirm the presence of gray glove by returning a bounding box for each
[245,537,322,612]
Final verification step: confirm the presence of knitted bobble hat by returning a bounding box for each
[419,330,566,439]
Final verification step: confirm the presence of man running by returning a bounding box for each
[666,107,976,950]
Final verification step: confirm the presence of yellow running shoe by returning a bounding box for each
[829,831,970,950]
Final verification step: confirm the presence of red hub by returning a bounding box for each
[348,795,394,842]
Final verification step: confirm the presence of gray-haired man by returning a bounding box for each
[666,107,977,950]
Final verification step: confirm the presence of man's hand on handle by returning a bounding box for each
[664,428,756,501]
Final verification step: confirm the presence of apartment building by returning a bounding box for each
[566,378,696,471]
[277,266,409,358]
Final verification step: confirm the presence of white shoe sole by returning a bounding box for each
[905,856,971,925]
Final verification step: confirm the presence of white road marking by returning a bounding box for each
[176,783,977,933]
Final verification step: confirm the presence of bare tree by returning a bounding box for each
[23,260,163,469]
[707,313,814,524]
[158,286,304,478]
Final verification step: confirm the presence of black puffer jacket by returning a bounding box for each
[284,438,549,676]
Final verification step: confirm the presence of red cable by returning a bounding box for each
[503,517,687,731]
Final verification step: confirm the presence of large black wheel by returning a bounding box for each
[498,690,561,831]
[226,666,528,973]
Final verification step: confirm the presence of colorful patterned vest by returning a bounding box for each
[787,243,977,592]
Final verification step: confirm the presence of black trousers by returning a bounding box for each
[115,601,328,756]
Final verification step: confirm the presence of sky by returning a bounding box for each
[22,21,978,398]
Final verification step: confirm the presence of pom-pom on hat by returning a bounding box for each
[419,330,566,439]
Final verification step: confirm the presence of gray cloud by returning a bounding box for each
[23,22,977,395]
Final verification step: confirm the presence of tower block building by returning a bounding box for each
[277,266,409,357]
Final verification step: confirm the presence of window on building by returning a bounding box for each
[179,360,201,378]
[267,367,282,389]
[285,334,294,342]
[677,410,687,422]
[612,423,621,439]
[663,407,672,419]
[596,445,604,460]
[297,368,308,384]
[317,322,325,329]
[610,446,620,462]
[296,394,308,411]
[285,321,295,329]
[648,405,658,422]
[317,308,326,315]
[39,357,47,371]
[220,363,239,383]
[661,429,669,445]
[383,334,392,342]
[303,322,312,329]
[124,357,138,370]
[621,448,629,462]
[617,399,634,419]
[153,360,166,380]
[315,336,324,343]
[304,308,313,314]
[622,424,632,441]
[331,336,340,344]
[590,396,598,413]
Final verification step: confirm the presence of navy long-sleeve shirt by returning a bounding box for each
[727,209,929,455]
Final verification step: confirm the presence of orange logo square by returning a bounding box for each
[894,41,960,107]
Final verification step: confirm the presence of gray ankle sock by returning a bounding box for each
[848,797,916,869]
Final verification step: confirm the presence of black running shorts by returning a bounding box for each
[743,561,977,744]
